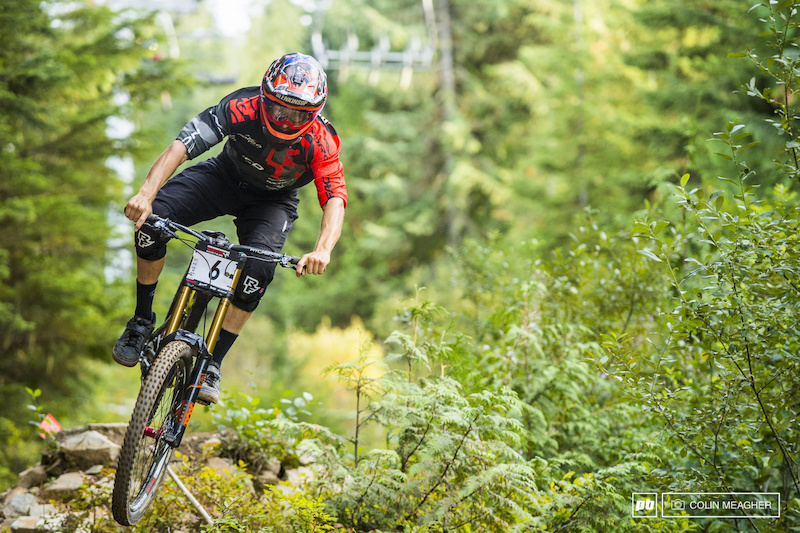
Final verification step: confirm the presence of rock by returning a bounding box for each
[2,493,36,519]
[40,472,87,501]
[59,431,120,469]
[254,470,280,491]
[202,435,222,449]
[84,465,104,476]
[205,457,235,478]
[16,465,47,490]
[9,508,65,532]
[176,431,222,458]
[5,425,321,529]
[10,515,42,532]
[86,423,128,446]
[281,466,315,494]
[251,457,282,492]
[265,456,282,476]
[2,487,28,507]
[28,502,58,519]
[202,457,255,494]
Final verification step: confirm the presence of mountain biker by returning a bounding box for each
[113,53,346,404]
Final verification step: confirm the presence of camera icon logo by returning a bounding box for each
[672,499,685,511]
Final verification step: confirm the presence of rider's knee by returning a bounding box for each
[231,260,276,312]
[134,224,168,261]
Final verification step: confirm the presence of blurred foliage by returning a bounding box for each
[0,0,190,487]
[261,0,777,333]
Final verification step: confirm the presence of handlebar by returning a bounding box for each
[231,243,301,267]
[145,214,301,267]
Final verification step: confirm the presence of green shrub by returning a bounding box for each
[599,3,800,528]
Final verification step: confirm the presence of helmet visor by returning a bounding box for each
[259,95,316,132]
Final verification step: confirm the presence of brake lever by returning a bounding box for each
[150,219,177,241]
[279,255,301,268]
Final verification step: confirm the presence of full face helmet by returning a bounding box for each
[259,53,327,145]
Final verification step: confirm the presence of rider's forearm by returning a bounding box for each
[315,197,345,253]
[139,140,188,200]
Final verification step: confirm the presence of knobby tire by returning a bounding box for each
[112,341,192,526]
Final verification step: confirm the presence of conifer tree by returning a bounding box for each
[0,0,186,480]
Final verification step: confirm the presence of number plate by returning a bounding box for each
[186,247,238,292]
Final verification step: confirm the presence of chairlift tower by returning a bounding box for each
[307,0,438,89]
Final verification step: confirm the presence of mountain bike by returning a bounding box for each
[111,213,299,526]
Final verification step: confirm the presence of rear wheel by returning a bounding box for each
[112,341,192,526]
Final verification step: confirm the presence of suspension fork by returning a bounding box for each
[164,262,245,448]
[140,283,193,380]
[165,285,192,336]
[205,260,244,353]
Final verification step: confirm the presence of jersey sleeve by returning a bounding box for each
[176,104,227,160]
[312,121,348,208]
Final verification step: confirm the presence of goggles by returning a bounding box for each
[259,95,316,131]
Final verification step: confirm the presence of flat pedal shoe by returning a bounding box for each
[113,315,155,367]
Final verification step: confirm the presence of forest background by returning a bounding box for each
[2,0,800,531]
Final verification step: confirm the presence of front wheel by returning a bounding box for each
[112,341,192,526]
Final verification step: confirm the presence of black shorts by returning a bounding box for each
[135,156,299,311]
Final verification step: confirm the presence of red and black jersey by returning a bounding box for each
[177,86,347,208]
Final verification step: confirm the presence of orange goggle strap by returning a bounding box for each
[263,118,314,141]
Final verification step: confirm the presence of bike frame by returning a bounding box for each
[139,226,249,449]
